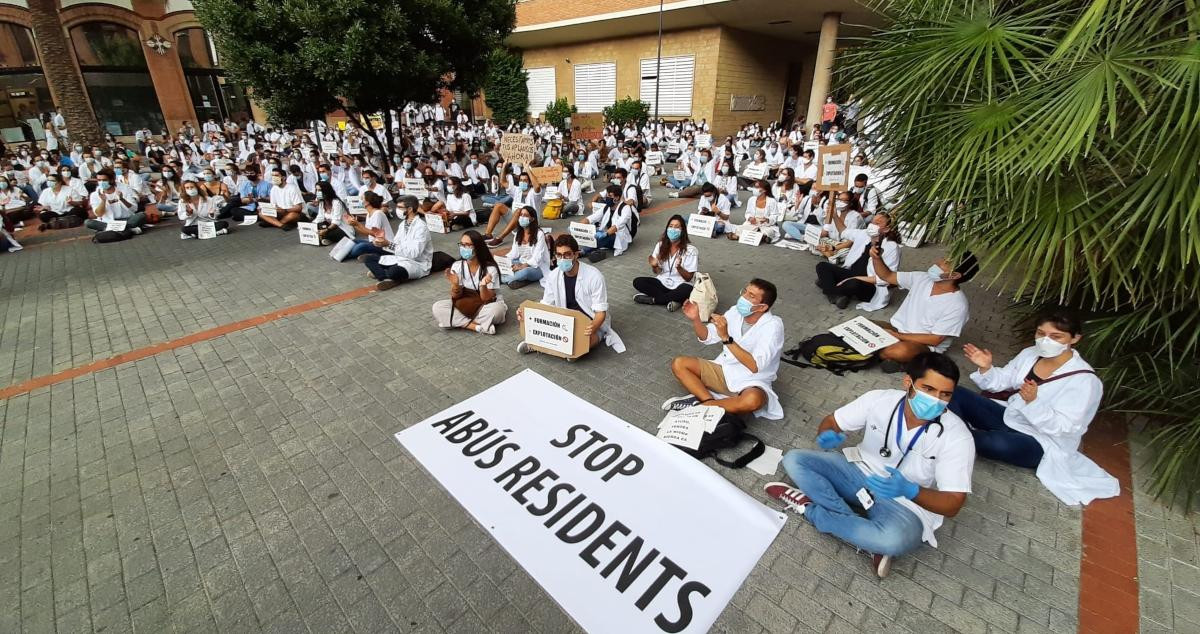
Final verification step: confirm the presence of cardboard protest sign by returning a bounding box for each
[297,222,320,246]
[519,302,590,358]
[502,133,536,166]
[528,166,561,184]
[814,143,852,191]
[570,113,604,140]
[829,316,899,355]
[687,214,716,238]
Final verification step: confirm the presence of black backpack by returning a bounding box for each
[430,250,455,273]
[92,230,131,244]
[680,412,765,469]
[782,333,880,376]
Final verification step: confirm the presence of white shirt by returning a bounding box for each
[697,195,731,220]
[513,233,551,285]
[465,162,489,185]
[969,349,1116,505]
[834,389,975,546]
[37,185,80,214]
[378,216,433,278]
[314,199,353,237]
[650,241,698,290]
[89,189,136,221]
[452,260,500,292]
[889,272,970,353]
[700,307,786,419]
[269,183,304,211]
[364,208,395,242]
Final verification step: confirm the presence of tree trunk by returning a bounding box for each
[27,0,105,148]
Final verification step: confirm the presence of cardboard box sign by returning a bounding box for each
[502,133,536,166]
[687,214,717,238]
[425,213,449,234]
[519,300,593,359]
[569,221,598,248]
[528,166,561,184]
[814,143,852,192]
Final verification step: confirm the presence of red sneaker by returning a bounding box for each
[872,553,892,579]
[763,482,811,515]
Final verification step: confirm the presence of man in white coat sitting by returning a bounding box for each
[951,310,1117,506]
[516,234,625,356]
[582,184,636,263]
[665,278,786,420]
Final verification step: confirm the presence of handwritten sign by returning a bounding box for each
[298,221,320,245]
[543,185,560,200]
[570,113,604,141]
[687,214,716,238]
[528,166,561,184]
[672,169,688,182]
[197,221,217,240]
[321,141,337,155]
[814,143,852,192]
[829,316,899,356]
[742,164,767,180]
[495,255,514,279]
[804,223,822,247]
[258,203,278,218]
[696,134,712,149]
[347,195,365,214]
[645,151,664,166]
[502,133,536,166]
[570,221,598,249]
[738,228,763,246]
[240,215,258,226]
[105,220,127,232]
[425,212,449,234]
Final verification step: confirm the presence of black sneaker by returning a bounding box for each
[836,295,852,309]
[633,293,655,305]
[666,301,682,312]
[588,250,607,263]
[660,394,700,412]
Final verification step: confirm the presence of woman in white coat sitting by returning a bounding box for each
[952,311,1117,505]
[582,184,635,262]
[501,206,551,289]
[178,180,229,239]
[432,230,508,335]
[516,234,625,356]
[362,195,432,292]
[727,179,782,244]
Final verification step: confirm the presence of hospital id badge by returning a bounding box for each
[856,487,875,510]
[842,446,864,464]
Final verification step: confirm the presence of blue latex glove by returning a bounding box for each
[816,430,846,450]
[865,466,920,500]
[595,230,607,240]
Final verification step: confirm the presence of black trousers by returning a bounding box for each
[364,255,411,282]
[633,277,693,305]
[217,203,248,222]
[181,220,229,236]
[815,261,875,301]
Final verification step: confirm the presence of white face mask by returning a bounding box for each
[1034,336,1070,358]
[835,201,848,211]
[866,224,880,237]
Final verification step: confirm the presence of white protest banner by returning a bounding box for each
[239,215,258,226]
[258,203,278,218]
[804,224,822,248]
[495,255,514,279]
[829,315,899,355]
[814,143,851,192]
[197,221,217,240]
[395,370,786,634]
[570,221,598,249]
[645,151,664,166]
[543,185,560,200]
[320,141,338,155]
[425,212,449,234]
[742,164,767,180]
[696,133,712,149]
[522,307,575,356]
[347,195,365,214]
[738,229,763,246]
[672,169,688,182]
[502,132,536,166]
[297,222,320,246]
[105,220,127,232]
[686,214,716,238]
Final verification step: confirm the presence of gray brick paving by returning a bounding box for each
[0,181,1189,632]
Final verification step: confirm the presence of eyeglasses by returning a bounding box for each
[555,252,577,260]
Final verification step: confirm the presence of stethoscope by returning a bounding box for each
[880,398,944,466]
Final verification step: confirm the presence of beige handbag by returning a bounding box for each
[689,273,719,322]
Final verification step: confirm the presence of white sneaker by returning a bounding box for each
[217,228,228,235]
[516,341,533,354]
[142,223,156,228]
[180,233,194,240]
[130,227,143,235]
[476,324,495,335]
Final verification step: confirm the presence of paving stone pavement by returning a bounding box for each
[0,182,1191,633]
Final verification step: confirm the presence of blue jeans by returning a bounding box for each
[781,449,924,557]
[582,233,616,255]
[482,193,512,207]
[782,221,809,241]
[668,176,690,189]
[501,266,543,284]
[948,387,1043,469]
[348,239,386,259]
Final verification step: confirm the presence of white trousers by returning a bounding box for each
[432,297,508,330]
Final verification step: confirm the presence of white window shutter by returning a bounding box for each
[640,55,694,117]
[525,67,556,116]
[573,62,617,113]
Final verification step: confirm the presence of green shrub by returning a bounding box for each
[543,97,576,130]
[603,97,650,129]
[483,48,529,126]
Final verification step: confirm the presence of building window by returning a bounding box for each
[525,66,556,117]
[174,27,251,124]
[640,55,694,117]
[69,22,164,135]
[0,22,54,142]
[573,62,615,114]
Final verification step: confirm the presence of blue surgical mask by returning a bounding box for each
[114,168,123,175]
[666,228,682,242]
[927,264,945,282]
[319,173,330,181]
[909,388,948,421]
[459,246,474,260]
[518,216,531,228]
[735,296,755,317]
[98,181,112,191]
[557,258,574,273]
[519,182,529,192]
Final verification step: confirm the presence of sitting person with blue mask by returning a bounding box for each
[664,278,786,420]
[764,352,975,578]
[632,214,698,311]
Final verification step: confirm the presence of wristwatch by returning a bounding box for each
[724,336,734,345]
